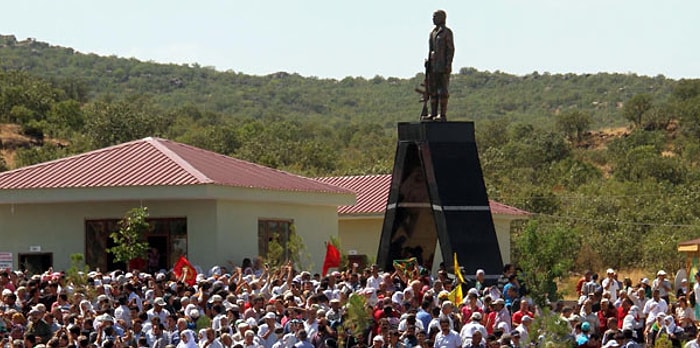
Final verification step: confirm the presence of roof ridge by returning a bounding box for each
[145,137,213,184]
[162,139,354,194]
[0,137,148,177]
[316,173,391,180]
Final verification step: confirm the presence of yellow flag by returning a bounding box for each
[448,281,463,304]
[454,252,465,284]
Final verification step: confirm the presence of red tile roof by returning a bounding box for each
[315,174,530,217]
[0,137,352,194]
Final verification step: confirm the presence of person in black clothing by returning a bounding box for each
[497,264,514,294]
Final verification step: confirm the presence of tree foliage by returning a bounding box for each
[2,35,700,274]
[623,93,653,128]
[556,109,591,143]
[513,220,580,306]
[107,207,151,265]
[265,223,311,269]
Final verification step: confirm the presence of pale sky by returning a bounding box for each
[3,0,699,79]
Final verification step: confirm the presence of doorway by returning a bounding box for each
[18,253,53,274]
[147,236,168,273]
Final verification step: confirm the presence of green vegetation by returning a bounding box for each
[265,223,311,269]
[107,207,151,265]
[65,253,94,299]
[2,34,700,281]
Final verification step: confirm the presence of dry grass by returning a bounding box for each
[558,268,652,300]
[0,123,70,169]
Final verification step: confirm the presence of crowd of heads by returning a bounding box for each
[565,268,700,348]
[2,259,700,348]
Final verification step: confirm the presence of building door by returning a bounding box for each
[147,236,168,273]
[85,218,187,272]
[18,253,53,274]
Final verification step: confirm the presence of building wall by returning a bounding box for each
[338,214,514,265]
[493,216,513,264]
[337,218,383,259]
[216,200,339,273]
[0,199,217,271]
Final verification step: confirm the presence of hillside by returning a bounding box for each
[3,34,700,280]
[0,34,677,129]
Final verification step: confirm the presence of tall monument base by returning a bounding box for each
[376,121,503,278]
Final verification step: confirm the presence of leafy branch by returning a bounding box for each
[107,207,151,265]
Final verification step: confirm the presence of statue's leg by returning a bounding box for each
[434,74,449,121]
[439,98,448,121]
[430,99,439,119]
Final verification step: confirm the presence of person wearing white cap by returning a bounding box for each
[26,306,52,343]
[515,315,532,345]
[258,312,281,348]
[147,297,171,324]
[371,335,385,348]
[491,298,512,334]
[602,269,620,303]
[459,312,486,346]
[241,329,263,348]
[652,270,672,304]
[677,278,690,299]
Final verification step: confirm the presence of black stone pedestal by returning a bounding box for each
[376,121,503,278]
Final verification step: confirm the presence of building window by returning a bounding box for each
[258,219,293,262]
[85,218,187,271]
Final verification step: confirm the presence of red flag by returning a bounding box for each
[322,243,341,276]
[173,256,197,286]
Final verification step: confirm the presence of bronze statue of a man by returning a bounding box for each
[427,10,454,121]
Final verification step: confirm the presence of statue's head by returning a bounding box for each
[433,10,446,25]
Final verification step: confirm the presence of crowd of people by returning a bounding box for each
[1,258,700,348]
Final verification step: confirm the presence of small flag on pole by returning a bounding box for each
[449,252,465,304]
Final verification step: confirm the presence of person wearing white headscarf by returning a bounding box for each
[622,305,643,340]
[177,329,198,348]
[79,299,95,318]
[658,315,683,348]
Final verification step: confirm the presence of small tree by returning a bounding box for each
[337,293,372,347]
[107,207,151,266]
[529,309,574,348]
[65,253,95,300]
[555,109,591,144]
[623,93,653,128]
[265,223,311,269]
[513,220,580,307]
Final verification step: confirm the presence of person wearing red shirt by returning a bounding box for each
[597,299,617,333]
[576,271,592,297]
[461,293,483,325]
[511,301,534,327]
[616,298,632,329]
